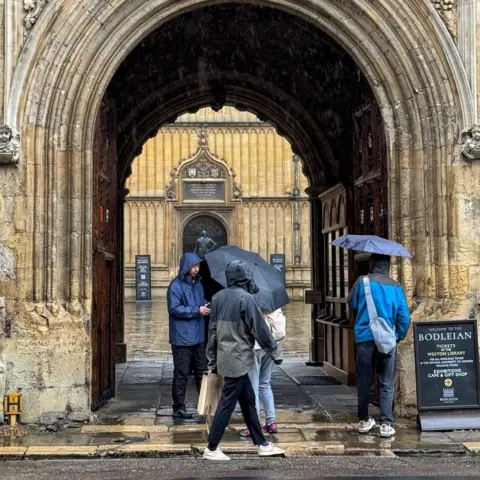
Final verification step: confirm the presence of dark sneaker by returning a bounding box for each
[172,407,193,419]
[239,428,250,437]
[263,422,278,435]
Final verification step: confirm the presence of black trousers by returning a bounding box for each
[172,344,207,410]
[208,374,267,448]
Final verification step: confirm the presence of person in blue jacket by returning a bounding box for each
[348,253,410,438]
[168,252,210,419]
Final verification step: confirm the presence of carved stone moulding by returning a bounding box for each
[460,125,480,161]
[24,0,50,37]
[431,0,457,38]
[0,124,20,165]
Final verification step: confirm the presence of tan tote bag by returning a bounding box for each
[197,371,224,431]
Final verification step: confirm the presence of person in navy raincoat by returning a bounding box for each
[168,253,210,418]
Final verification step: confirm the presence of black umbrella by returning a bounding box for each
[204,246,290,311]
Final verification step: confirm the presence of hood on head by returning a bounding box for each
[178,252,203,279]
[369,253,390,275]
[225,260,259,294]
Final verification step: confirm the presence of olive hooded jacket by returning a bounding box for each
[207,260,282,377]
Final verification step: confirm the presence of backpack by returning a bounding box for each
[363,277,396,354]
[265,309,286,342]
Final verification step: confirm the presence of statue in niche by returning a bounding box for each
[461,125,480,161]
[0,124,20,165]
[194,230,217,259]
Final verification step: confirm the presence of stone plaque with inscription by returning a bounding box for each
[183,181,225,201]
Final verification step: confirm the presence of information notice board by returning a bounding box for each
[414,320,480,411]
[135,255,152,301]
[270,254,286,284]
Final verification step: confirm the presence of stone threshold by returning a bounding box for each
[81,422,356,434]
[0,435,472,459]
[0,442,367,459]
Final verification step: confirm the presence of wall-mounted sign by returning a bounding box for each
[270,254,286,284]
[183,181,225,201]
[414,320,480,431]
[135,255,152,301]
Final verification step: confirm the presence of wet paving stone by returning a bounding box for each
[446,430,480,442]
[88,432,148,445]
[10,434,54,447]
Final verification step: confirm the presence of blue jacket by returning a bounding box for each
[168,253,206,346]
[348,272,410,344]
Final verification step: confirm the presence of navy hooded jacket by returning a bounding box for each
[167,253,206,346]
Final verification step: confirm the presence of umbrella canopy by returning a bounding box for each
[331,234,412,258]
[204,245,290,311]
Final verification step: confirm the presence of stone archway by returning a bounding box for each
[3,0,477,421]
[182,215,228,255]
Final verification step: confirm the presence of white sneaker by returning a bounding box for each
[258,442,285,457]
[379,424,395,438]
[203,447,231,461]
[358,417,376,434]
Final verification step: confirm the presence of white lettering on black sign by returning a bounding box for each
[414,321,479,409]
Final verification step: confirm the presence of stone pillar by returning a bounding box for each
[0,296,5,424]
[305,186,326,365]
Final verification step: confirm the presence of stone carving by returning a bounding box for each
[0,124,20,165]
[461,125,480,161]
[230,170,243,200]
[24,0,50,36]
[165,168,177,200]
[180,156,228,179]
[197,127,209,147]
[432,0,457,38]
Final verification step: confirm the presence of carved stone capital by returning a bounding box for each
[460,125,480,161]
[24,0,50,37]
[0,124,20,165]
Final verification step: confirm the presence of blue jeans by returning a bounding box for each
[248,349,276,424]
[356,341,397,425]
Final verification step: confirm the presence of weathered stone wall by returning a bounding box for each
[0,0,477,423]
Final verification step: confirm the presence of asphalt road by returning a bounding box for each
[2,456,480,479]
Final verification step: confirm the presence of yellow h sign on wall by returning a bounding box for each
[3,393,23,427]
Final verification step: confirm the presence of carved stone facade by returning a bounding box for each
[461,125,480,160]
[0,0,478,423]
[432,0,457,38]
[0,124,20,165]
[23,0,50,36]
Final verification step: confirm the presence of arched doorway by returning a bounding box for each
[182,215,228,255]
[6,0,476,421]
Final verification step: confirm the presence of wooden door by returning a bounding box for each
[91,98,118,410]
[315,101,388,385]
[352,101,388,398]
[352,103,388,239]
[317,185,356,384]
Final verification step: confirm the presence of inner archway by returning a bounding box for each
[6,0,474,422]
[182,215,228,255]
[97,2,390,409]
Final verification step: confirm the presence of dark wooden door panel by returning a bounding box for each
[317,99,388,386]
[91,98,117,410]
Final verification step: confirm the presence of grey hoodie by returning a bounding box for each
[207,260,282,378]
